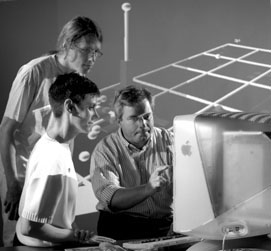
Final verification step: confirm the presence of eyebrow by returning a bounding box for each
[129,112,151,119]
[128,114,137,118]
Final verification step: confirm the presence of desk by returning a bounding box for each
[0,241,193,251]
[0,243,96,251]
[2,236,271,251]
[0,247,56,251]
[0,246,190,251]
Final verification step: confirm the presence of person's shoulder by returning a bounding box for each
[153,126,172,136]
[23,54,52,68]
[153,126,173,142]
[17,55,53,76]
[30,55,56,72]
[94,130,119,151]
[33,134,61,154]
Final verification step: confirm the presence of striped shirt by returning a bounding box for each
[90,127,173,219]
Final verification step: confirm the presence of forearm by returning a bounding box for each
[37,224,77,243]
[22,220,76,244]
[0,127,18,184]
[109,183,155,211]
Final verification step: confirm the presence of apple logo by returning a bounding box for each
[181,140,192,156]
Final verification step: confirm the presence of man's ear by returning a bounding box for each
[65,99,74,114]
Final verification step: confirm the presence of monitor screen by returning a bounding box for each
[173,112,271,240]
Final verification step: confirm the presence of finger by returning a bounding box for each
[81,230,92,242]
[73,229,80,239]
[15,208,19,221]
[4,201,11,214]
[7,201,19,220]
[157,165,169,174]
[19,155,28,162]
[75,230,83,242]
[85,231,94,242]
[91,235,116,243]
[13,204,19,221]
[84,230,91,241]
[8,204,16,220]
[79,230,86,242]
[160,176,168,185]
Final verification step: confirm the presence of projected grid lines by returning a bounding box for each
[132,43,271,130]
[74,43,271,216]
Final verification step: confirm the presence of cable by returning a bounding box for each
[222,229,229,251]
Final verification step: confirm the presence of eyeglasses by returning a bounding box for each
[73,44,103,58]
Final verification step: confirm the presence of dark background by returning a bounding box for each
[1,0,271,118]
[1,0,271,237]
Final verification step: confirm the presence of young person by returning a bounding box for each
[0,16,103,246]
[16,72,100,247]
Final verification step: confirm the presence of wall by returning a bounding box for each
[0,0,58,119]
[1,0,271,118]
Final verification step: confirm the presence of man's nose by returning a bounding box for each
[88,53,98,62]
[138,117,147,127]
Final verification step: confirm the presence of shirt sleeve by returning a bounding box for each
[166,129,174,165]
[21,158,63,224]
[158,128,174,195]
[4,65,38,122]
[90,144,121,211]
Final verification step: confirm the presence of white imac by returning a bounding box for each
[173,112,271,240]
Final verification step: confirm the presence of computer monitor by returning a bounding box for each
[173,112,271,240]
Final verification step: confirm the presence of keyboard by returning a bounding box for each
[122,234,201,250]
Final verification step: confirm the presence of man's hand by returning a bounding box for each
[73,229,94,243]
[109,165,172,211]
[147,165,171,193]
[4,180,22,220]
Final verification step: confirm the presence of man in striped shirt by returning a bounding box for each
[90,85,173,240]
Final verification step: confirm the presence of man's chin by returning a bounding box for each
[77,69,91,76]
[138,133,150,142]
[83,66,92,74]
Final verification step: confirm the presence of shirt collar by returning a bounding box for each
[53,54,74,74]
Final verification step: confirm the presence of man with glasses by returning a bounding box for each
[90,85,173,240]
[0,16,103,247]
[74,44,103,61]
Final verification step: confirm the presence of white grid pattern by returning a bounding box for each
[75,43,271,215]
[134,43,271,113]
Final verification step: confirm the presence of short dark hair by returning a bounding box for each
[49,73,100,117]
[113,85,153,121]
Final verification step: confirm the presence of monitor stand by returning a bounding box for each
[187,234,271,251]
